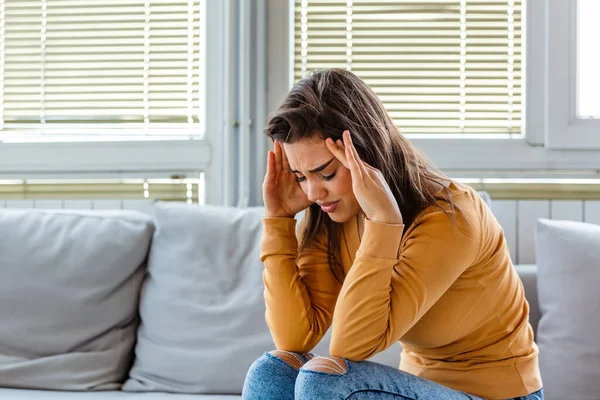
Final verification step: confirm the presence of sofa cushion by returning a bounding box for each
[123,203,273,395]
[0,209,154,391]
[535,218,600,400]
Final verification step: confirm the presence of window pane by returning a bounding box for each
[578,0,600,118]
[0,0,205,141]
[293,0,523,136]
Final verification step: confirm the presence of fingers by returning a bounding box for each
[345,130,376,174]
[273,140,283,174]
[325,137,349,169]
[280,141,291,173]
[343,130,365,178]
[264,150,275,184]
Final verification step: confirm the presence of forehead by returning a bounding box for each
[283,139,333,172]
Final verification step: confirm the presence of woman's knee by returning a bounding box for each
[294,356,350,399]
[245,350,313,380]
[243,351,312,400]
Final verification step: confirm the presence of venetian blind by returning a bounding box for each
[0,177,203,203]
[1,0,203,139]
[294,0,522,135]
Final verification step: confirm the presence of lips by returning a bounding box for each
[318,200,340,213]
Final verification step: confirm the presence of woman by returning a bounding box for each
[242,69,543,400]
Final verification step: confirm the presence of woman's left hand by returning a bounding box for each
[326,130,404,225]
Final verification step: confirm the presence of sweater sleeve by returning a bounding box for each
[329,207,481,360]
[260,217,342,353]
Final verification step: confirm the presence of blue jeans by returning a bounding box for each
[242,351,544,400]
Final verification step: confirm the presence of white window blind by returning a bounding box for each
[0,0,203,140]
[294,0,522,135]
[0,176,204,204]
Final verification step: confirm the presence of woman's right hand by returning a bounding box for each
[263,140,313,218]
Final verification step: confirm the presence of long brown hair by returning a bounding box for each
[265,68,456,282]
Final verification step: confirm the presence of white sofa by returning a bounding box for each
[0,202,597,400]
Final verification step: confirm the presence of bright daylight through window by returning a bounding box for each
[0,1,203,142]
[578,0,600,118]
[294,0,522,137]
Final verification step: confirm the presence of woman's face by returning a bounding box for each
[283,138,362,223]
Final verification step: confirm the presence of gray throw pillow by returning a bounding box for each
[123,203,273,394]
[0,209,154,390]
[535,218,600,400]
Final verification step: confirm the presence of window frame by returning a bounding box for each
[546,0,600,150]
[0,0,226,205]
[265,0,600,173]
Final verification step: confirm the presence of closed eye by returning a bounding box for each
[295,170,336,183]
[322,171,336,181]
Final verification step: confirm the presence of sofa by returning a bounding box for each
[0,201,598,400]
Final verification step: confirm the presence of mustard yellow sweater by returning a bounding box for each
[259,182,542,399]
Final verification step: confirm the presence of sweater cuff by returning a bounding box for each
[259,218,298,257]
[357,219,404,259]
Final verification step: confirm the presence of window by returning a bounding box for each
[293,0,522,137]
[0,0,229,205]
[1,0,203,141]
[267,0,600,173]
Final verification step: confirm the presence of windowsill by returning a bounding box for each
[410,136,600,171]
[0,140,211,176]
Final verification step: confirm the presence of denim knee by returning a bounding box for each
[241,352,300,400]
[295,362,349,400]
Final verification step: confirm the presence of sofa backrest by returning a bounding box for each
[515,265,540,336]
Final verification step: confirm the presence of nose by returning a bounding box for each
[306,179,327,203]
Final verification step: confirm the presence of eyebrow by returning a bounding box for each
[291,157,335,174]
